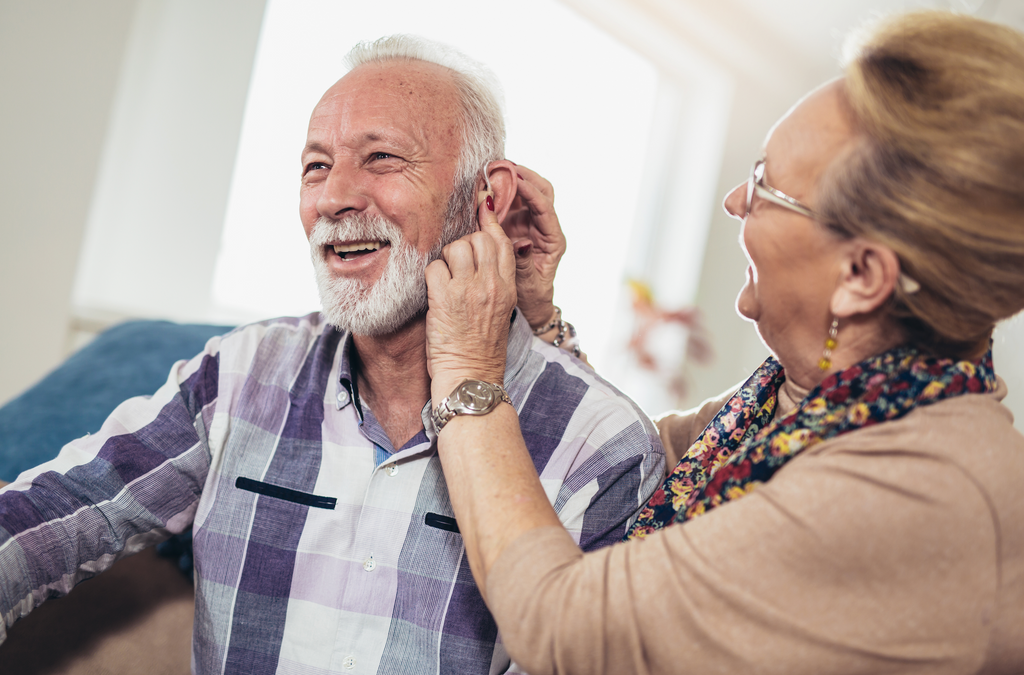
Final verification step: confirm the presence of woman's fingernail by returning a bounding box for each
[486,195,495,211]
[515,241,533,257]
[517,173,524,180]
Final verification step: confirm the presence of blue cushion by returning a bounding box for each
[0,320,232,481]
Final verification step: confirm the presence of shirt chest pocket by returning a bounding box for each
[234,476,337,509]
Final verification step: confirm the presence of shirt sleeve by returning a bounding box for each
[487,427,1000,675]
[0,341,221,643]
[545,398,665,553]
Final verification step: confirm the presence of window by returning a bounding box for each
[211,0,662,374]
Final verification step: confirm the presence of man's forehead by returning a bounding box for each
[305,60,462,151]
[346,59,458,93]
[318,61,460,122]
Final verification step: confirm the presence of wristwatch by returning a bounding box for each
[431,380,512,434]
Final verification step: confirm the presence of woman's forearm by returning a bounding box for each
[425,183,564,597]
[435,403,562,597]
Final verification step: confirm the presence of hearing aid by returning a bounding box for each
[476,162,495,212]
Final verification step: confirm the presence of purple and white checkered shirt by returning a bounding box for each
[0,311,663,674]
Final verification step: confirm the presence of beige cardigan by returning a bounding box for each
[488,379,1024,675]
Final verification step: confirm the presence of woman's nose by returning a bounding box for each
[722,182,746,221]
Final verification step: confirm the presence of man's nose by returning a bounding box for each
[722,182,746,221]
[317,163,370,219]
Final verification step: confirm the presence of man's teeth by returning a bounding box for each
[333,241,383,254]
[332,241,389,259]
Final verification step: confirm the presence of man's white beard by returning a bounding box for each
[309,182,476,336]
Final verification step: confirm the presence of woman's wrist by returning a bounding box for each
[529,305,560,335]
[521,300,557,332]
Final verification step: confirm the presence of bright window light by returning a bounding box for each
[211,0,659,370]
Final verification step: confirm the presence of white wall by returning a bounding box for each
[72,0,267,325]
[0,0,138,406]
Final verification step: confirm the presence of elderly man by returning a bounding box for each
[0,36,662,674]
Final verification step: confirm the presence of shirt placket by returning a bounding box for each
[329,377,435,673]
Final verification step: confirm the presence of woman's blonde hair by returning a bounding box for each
[820,11,1024,358]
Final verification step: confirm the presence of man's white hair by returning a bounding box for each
[344,34,506,187]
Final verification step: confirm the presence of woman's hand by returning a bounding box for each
[425,194,518,402]
[502,165,566,331]
[426,193,563,593]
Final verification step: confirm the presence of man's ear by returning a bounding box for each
[475,160,517,223]
[830,239,902,318]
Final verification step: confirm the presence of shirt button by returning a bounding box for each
[337,389,350,407]
[343,655,356,669]
[384,463,399,476]
[363,554,376,572]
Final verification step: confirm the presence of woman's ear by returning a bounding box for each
[830,239,902,318]
[474,160,517,223]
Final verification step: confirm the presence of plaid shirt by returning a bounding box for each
[0,311,663,674]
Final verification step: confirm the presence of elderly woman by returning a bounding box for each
[423,11,1024,675]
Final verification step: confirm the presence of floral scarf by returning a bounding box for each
[626,345,998,540]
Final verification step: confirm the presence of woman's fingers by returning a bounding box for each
[425,193,518,397]
[514,164,554,202]
[472,192,517,282]
[514,180,560,240]
[505,164,565,254]
[438,200,515,276]
[442,238,477,275]
[441,198,512,275]
[425,257,451,284]
[477,190,502,235]
[501,163,564,329]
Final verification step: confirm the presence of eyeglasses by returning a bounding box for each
[741,158,922,295]
[744,158,816,220]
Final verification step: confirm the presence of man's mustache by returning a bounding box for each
[308,214,403,248]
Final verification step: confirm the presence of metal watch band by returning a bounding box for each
[431,380,511,434]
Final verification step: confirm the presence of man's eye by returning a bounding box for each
[304,162,328,174]
[372,152,394,161]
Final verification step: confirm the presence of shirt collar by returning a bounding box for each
[502,308,534,384]
[334,309,535,441]
[335,329,361,418]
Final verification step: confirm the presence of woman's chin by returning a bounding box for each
[735,284,760,322]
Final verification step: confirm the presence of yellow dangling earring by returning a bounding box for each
[818,317,839,371]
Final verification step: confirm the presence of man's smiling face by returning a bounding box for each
[299,59,467,334]
[300,59,463,285]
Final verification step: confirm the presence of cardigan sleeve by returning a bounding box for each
[654,389,734,468]
[486,407,1006,675]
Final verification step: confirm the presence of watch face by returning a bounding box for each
[455,381,496,411]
